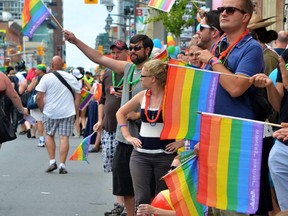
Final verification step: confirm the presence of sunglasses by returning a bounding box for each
[129,45,143,51]
[217,6,247,15]
[199,24,211,32]
[140,75,152,78]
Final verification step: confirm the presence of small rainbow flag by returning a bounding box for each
[79,88,93,111]
[168,58,187,66]
[148,0,176,12]
[163,156,207,216]
[154,49,169,62]
[22,0,51,38]
[69,133,93,163]
[160,65,219,141]
[197,112,263,214]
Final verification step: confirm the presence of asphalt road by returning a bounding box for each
[0,133,115,216]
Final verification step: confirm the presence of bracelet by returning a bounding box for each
[17,107,24,114]
[208,57,222,67]
[119,124,127,128]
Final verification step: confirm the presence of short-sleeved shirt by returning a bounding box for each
[115,63,144,144]
[35,70,81,119]
[99,69,123,132]
[206,34,264,119]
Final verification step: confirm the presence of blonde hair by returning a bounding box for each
[143,59,168,88]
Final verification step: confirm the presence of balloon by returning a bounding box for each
[167,46,175,54]
[167,35,174,43]
[151,190,174,214]
[153,38,162,49]
[174,46,180,55]
[167,40,176,46]
[196,23,201,32]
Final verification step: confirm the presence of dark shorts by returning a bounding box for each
[112,142,134,196]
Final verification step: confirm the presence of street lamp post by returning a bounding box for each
[105,13,131,42]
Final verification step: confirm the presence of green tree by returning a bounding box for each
[147,0,203,38]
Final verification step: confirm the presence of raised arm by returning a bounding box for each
[63,30,127,74]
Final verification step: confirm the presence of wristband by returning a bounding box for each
[208,57,222,67]
[17,107,24,114]
[119,124,127,128]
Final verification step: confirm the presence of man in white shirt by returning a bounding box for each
[36,56,81,174]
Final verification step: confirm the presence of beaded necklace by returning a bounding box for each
[112,71,124,87]
[127,64,140,85]
[144,89,163,126]
[212,29,250,61]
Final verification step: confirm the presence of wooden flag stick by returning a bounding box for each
[50,13,64,30]
[197,111,282,128]
[190,1,199,10]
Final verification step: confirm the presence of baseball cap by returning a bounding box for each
[36,64,47,72]
[72,68,83,79]
[109,40,128,50]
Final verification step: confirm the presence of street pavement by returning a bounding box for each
[0,133,115,216]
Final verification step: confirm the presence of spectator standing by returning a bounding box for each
[64,30,153,216]
[116,59,183,209]
[196,0,264,215]
[36,56,81,174]
[93,40,128,216]
[274,31,288,55]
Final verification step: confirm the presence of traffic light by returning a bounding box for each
[37,46,44,56]
[84,0,98,4]
[97,45,103,54]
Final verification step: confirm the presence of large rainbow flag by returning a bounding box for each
[69,133,93,163]
[163,155,207,216]
[160,65,219,141]
[22,0,51,38]
[148,0,176,12]
[197,112,263,214]
[79,88,93,111]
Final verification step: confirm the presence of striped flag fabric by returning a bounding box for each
[79,88,93,111]
[197,112,263,214]
[22,0,51,38]
[148,0,176,12]
[168,58,187,66]
[154,49,169,62]
[69,133,93,163]
[160,65,219,141]
[163,156,207,216]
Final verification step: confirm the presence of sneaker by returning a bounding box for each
[37,141,45,147]
[120,209,127,216]
[104,203,124,216]
[59,167,68,174]
[27,129,31,138]
[46,162,57,173]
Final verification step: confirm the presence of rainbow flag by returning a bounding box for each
[197,112,263,214]
[148,0,176,12]
[160,65,219,141]
[22,0,51,38]
[163,156,207,216]
[168,58,187,66]
[69,133,93,163]
[154,49,169,62]
[79,88,93,111]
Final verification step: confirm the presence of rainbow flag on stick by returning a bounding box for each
[69,132,95,163]
[168,58,187,66]
[154,49,169,62]
[22,0,51,38]
[79,88,93,111]
[160,65,219,141]
[163,155,207,216]
[197,112,263,214]
[148,0,176,12]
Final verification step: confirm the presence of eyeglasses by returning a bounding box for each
[129,45,143,51]
[217,6,247,15]
[199,24,211,32]
[140,75,152,78]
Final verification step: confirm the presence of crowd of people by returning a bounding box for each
[1,0,288,215]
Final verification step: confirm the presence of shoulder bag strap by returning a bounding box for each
[52,71,75,99]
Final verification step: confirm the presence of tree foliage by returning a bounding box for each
[147,0,202,38]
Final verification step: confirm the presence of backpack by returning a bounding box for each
[250,87,273,121]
